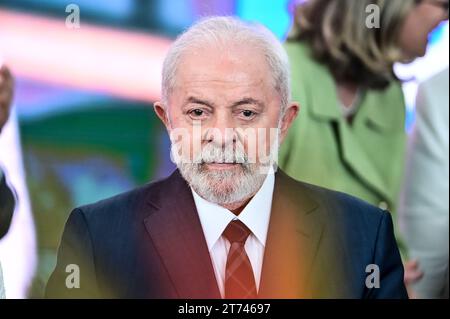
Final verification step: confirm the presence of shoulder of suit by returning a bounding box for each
[420,67,449,97]
[424,67,449,85]
[285,173,386,223]
[74,173,172,219]
[283,40,325,77]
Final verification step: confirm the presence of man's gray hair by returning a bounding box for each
[161,16,291,111]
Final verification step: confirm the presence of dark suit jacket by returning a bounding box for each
[46,169,408,298]
[0,173,15,239]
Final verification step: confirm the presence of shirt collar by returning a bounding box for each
[191,167,275,250]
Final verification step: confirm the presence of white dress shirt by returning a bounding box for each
[191,169,275,298]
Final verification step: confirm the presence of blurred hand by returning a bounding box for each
[0,65,14,133]
[404,259,424,298]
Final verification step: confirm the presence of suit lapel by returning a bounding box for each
[258,170,325,298]
[143,170,221,298]
[143,169,325,299]
[338,122,393,203]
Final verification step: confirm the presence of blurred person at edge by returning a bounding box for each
[400,68,449,299]
[0,66,16,299]
[279,0,448,297]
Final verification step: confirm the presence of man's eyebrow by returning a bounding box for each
[186,96,215,107]
[230,98,264,108]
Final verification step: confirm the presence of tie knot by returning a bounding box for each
[223,220,252,245]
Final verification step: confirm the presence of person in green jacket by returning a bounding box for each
[279,0,448,296]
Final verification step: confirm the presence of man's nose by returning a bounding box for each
[204,115,237,146]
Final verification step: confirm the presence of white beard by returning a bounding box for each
[172,142,273,205]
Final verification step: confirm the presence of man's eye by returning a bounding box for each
[241,110,255,118]
[190,109,204,117]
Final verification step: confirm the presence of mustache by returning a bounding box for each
[193,144,250,165]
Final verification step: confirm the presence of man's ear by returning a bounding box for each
[153,101,170,130]
[279,102,300,144]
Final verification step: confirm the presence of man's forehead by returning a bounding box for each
[172,77,269,105]
[177,76,266,90]
[177,45,268,76]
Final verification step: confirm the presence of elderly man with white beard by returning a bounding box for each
[46,16,407,299]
